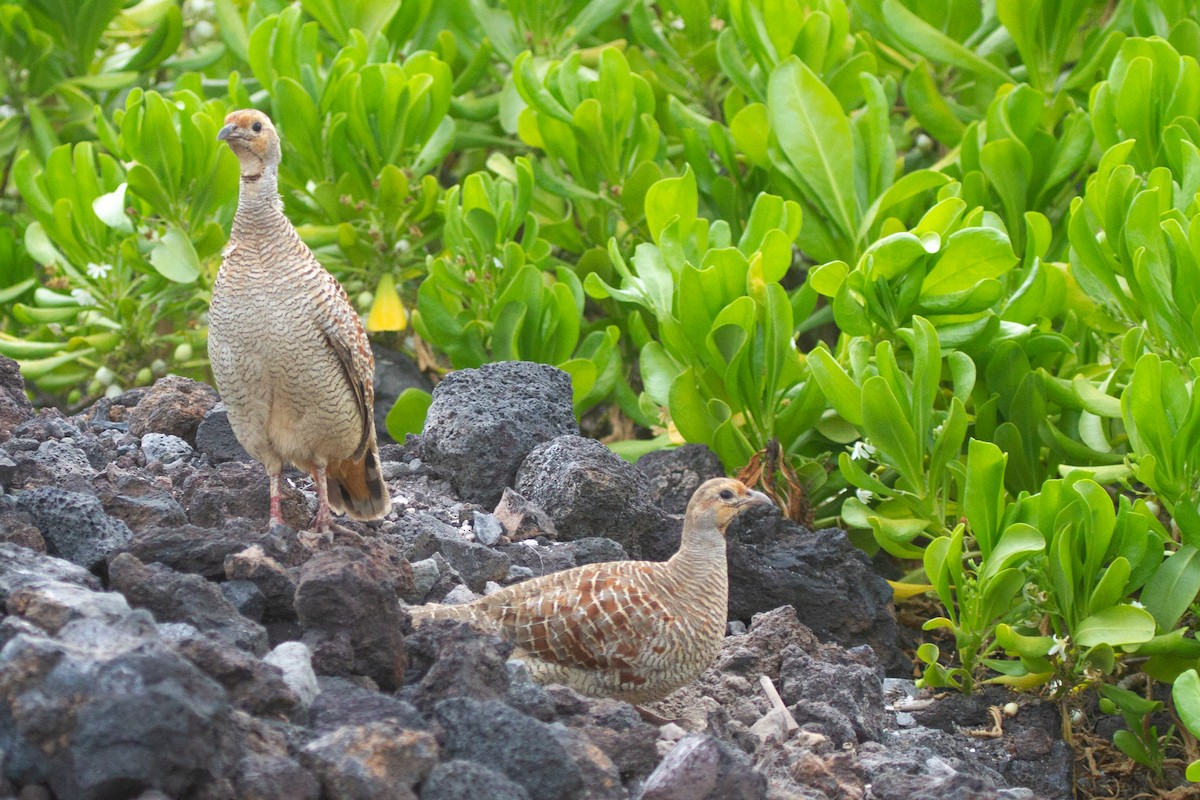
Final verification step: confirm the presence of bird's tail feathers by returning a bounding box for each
[326,445,391,520]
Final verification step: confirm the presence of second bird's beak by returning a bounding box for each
[744,489,773,508]
[216,123,236,142]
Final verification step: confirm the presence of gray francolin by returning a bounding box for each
[209,109,391,532]
[410,478,771,703]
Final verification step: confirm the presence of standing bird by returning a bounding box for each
[410,478,772,703]
[210,109,391,532]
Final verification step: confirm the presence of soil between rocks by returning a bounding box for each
[0,362,1084,799]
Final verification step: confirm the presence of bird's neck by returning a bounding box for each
[668,517,729,584]
[231,164,285,238]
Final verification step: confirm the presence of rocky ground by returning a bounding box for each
[0,357,1074,800]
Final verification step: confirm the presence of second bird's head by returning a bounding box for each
[217,109,281,178]
[686,477,774,534]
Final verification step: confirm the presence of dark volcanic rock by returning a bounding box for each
[402,513,510,592]
[0,614,234,798]
[780,642,887,745]
[434,696,584,800]
[421,362,578,507]
[301,722,439,800]
[402,620,513,713]
[119,520,292,581]
[234,753,320,800]
[172,630,299,718]
[726,522,902,672]
[225,543,299,620]
[179,461,309,529]
[902,686,1071,799]
[563,699,660,784]
[127,375,219,445]
[97,480,188,533]
[221,579,267,622]
[139,432,193,465]
[6,580,132,634]
[0,355,33,442]
[0,542,101,603]
[108,552,269,654]
[309,676,427,735]
[195,402,252,464]
[15,488,134,572]
[10,438,95,489]
[0,509,44,551]
[294,547,408,690]
[422,759,533,800]
[515,435,669,559]
[636,444,725,515]
[637,733,766,800]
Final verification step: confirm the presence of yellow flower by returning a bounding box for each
[366,274,407,332]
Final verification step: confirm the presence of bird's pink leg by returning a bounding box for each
[269,471,285,527]
[312,464,333,533]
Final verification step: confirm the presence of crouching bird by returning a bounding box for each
[410,478,772,704]
[209,109,391,532]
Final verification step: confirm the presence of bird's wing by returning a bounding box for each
[310,262,375,460]
[482,563,676,686]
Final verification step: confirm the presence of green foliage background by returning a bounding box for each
[7,0,1200,783]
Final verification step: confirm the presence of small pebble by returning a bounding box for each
[505,565,535,583]
[727,620,747,636]
[473,510,504,546]
[442,584,479,605]
[409,558,440,601]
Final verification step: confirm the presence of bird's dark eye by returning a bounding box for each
[719,489,735,500]
[251,121,262,132]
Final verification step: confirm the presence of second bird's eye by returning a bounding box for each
[251,121,262,132]
[719,489,734,500]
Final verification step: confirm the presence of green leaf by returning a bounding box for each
[922,227,1017,297]
[1075,604,1157,648]
[880,0,1012,85]
[385,388,433,441]
[861,375,922,489]
[768,57,857,246]
[645,168,698,245]
[1141,545,1200,632]
[148,227,200,284]
[1174,669,1200,738]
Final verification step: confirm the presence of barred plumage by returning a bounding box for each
[410,478,771,703]
[210,110,391,532]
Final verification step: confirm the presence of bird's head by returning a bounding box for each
[217,109,281,178]
[685,477,773,534]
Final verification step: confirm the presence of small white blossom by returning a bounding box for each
[85,262,112,280]
[493,256,504,270]
[850,440,876,460]
[668,16,685,29]
[394,239,411,254]
[70,289,97,306]
[1130,600,1145,609]
[1047,635,1069,659]
[855,488,874,504]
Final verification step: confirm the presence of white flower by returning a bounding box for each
[70,289,97,306]
[85,262,113,280]
[1047,635,1069,659]
[668,16,685,29]
[1130,600,1145,609]
[850,440,876,460]
[493,256,504,270]
[855,488,874,504]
